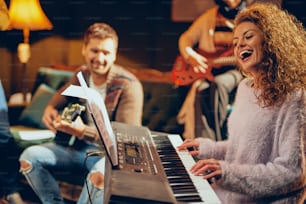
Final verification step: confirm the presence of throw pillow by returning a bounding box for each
[19,84,55,129]
[31,67,73,94]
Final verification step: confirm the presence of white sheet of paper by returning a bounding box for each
[19,130,55,141]
[60,84,88,99]
[61,73,118,166]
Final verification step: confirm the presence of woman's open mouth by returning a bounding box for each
[239,50,253,61]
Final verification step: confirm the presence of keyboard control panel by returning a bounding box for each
[116,132,157,175]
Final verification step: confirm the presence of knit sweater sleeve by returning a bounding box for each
[217,89,306,199]
[196,138,229,160]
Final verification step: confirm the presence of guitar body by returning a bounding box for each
[171,48,235,86]
[55,103,86,147]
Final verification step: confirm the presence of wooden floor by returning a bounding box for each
[0,183,77,204]
[0,198,76,204]
[0,195,76,204]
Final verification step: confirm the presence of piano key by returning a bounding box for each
[175,194,203,202]
[172,187,198,194]
[152,133,221,203]
[167,134,221,204]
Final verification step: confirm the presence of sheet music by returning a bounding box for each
[61,71,118,166]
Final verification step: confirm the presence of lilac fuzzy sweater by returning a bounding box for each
[196,79,306,203]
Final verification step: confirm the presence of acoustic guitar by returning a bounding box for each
[55,103,86,146]
[171,48,236,86]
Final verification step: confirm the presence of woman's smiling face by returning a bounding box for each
[233,21,264,76]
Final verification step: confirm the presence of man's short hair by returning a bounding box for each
[83,23,118,49]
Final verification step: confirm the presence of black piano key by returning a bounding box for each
[169,182,192,186]
[173,189,198,195]
[159,156,181,161]
[167,175,191,180]
[164,170,188,177]
[168,177,193,183]
[166,175,191,182]
[162,163,185,169]
[171,186,198,194]
[153,135,204,203]
[171,185,197,193]
[173,188,199,194]
[176,195,203,202]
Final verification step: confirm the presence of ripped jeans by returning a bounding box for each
[77,157,105,204]
[19,142,105,204]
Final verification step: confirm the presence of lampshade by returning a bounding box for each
[8,0,53,102]
[8,0,53,31]
[0,0,9,30]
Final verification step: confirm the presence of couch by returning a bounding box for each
[8,66,189,202]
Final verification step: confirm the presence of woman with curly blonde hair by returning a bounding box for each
[178,3,305,204]
[235,3,306,107]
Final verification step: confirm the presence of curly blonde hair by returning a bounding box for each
[234,3,306,107]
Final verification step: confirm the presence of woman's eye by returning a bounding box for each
[246,35,253,39]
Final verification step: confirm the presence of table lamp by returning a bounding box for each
[8,0,53,102]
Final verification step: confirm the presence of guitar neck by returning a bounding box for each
[211,56,236,68]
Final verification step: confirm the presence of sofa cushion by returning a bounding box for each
[10,126,55,148]
[31,67,73,94]
[19,84,55,129]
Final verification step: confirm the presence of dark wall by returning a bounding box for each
[1,0,305,72]
[38,0,199,71]
[2,0,191,72]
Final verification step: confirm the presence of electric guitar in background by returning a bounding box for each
[171,48,236,86]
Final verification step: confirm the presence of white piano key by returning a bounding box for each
[167,134,221,204]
